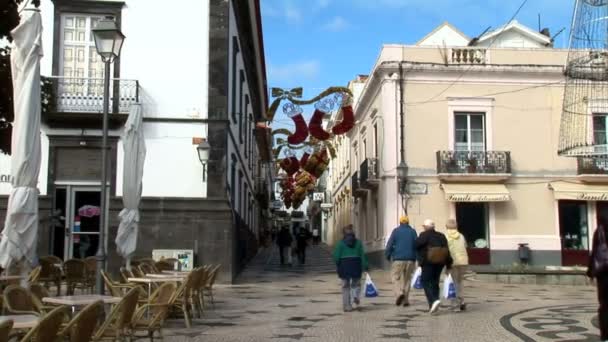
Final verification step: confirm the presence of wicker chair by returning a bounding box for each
[131,282,176,341]
[37,258,62,296]
[119,267,133,283]
[57,300,102,342]
[154,261,174,273]
[19,305,68,342]
[204,265,221,307]
[63,259,87,295]
[191,267,208,317]
[101,271,144,299]
[91,287,140,341]
[28,283,56,314]
[131,267,145,279]
[169,270,198,328]
[27,266,41,284]
[138,263,155,276]
[3,285,41,316]
[83,257,97,293]
[0,319,12,342]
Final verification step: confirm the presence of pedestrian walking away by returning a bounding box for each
[333,225,368,312]
[416,219,453,315]
[296,227,312,265]
[445,218,469,311]
[587,213,608,341]
[277,226,294,266]
[385,215,417,307]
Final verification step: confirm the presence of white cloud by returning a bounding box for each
[268,60,321,84]
[285,6,302,22]
[317,0,331,9]
[323,16,349,31]
[262,1,302,23]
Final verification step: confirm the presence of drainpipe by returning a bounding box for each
[397,63,409,213]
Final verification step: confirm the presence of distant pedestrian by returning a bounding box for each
[312,228,320,245]
[587,213,608,341]
[296,227,312,264]
[445,218,468,311]
[277,226,293,266]
[416,219,452,315]
[332,225,368,312]
[385,215,417,307]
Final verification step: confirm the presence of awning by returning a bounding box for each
[441,183,511,202]
[550,182,608,201]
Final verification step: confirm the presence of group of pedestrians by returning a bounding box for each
[386,216,467,314]
[276,225,312,266]
[332,215,468,314]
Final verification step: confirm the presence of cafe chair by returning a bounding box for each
[0,319,13,342]
[37,258,62,296]
[63,259,88,295]
[28,283,56,314]
[153,261,173,273]
[203,265,221,307]
[19,305,68,342]
[57,300,102,342]
[191,267,208,317]
[27,267,41,284]
[101,271,145,299]
[3,285,41,316]
[119,267,133,283]
[92,287,139,341]
[169,270,198,328]
[84,257,97,293]
[131,282,176,341]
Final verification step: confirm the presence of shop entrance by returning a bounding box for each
[558,200,590,266]
[455,202,490,265]
[52,185,102,260]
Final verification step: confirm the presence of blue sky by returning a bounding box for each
[261,0,573,129]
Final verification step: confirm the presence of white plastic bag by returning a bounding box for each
[443,274,456,299]
[411,267,423,289]
[286,246,293,264]
[365,272,378,297]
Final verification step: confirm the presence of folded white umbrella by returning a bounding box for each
[0,9,43,277]
[116,104,145,265]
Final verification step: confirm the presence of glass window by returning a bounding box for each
[454,112,485,151]
[593,114,607,145]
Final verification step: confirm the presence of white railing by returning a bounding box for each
[450,48,488,64]
[45,76,139,114]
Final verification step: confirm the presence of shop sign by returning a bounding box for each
[446,194,511,202]
[313,192,324,201]
[577,193,608,201]
[407,183,428,195]
[0,174,11,183]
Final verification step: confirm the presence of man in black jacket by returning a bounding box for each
[416,219,453,314]
[277,226,294,265]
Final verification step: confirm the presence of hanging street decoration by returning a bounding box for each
[268,86,355,209]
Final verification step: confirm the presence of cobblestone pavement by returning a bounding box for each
[162,245,602,341]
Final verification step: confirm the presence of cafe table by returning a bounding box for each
[161,270,190,276]
[42,295,122,315]
[145,273,186,279]
[0,314,38,330]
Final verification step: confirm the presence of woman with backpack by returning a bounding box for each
[588,214,608,341]
[332,225,368,312]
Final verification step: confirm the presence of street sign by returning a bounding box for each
[271,200,283,209]
[313,192,324,201]
[407,183,428,195]
[320,203,333,209]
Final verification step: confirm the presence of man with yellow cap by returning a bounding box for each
[385,214,418,306]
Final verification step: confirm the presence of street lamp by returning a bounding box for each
[397,161,408,195]
[92,16,124,295]
[197,140,211,181]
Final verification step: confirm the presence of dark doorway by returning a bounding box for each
[455,202,490,265]
[558,200,589,266]
[52,188,67,258]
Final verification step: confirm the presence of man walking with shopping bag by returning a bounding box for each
[333,225,368,312]
[385,215,417,307]
[416,219,453,315]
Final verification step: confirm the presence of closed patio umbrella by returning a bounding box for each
[0,9,43,277]
[116,104,146,266]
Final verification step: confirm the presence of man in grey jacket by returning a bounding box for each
[385,215,418,306]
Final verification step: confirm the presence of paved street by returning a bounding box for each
[163,245,602,341]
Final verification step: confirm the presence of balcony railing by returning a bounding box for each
[436,151,511,174]
[450,48,487,64]
[351,171,367,197]
[360,158,379,189]
[577,156,608,175]
[44,76,139,114]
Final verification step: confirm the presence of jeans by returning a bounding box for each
[341,278,361,310]
[421,263,443,308]
[598,275,608,340]
[391,260,415,302]
[279,246,292,265]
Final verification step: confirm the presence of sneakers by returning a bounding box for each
[459,303,467,311]
[429,300,441,314]
[395,294,405,306]
[353,297,360,305]
[343,307,353,313]
[402,301,410,307]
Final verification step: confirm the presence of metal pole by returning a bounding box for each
[96,59,111,294]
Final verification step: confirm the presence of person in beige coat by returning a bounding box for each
[445,219,468,311]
